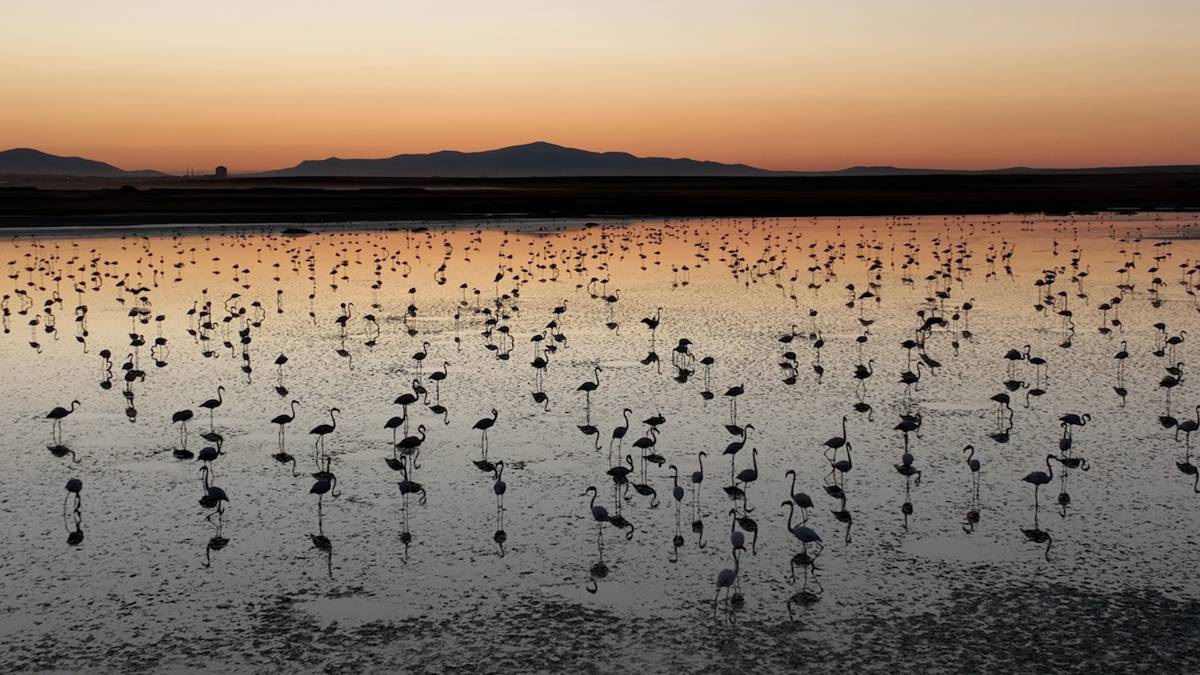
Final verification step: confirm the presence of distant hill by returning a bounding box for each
[0,148,164,177]
[262,141,782,178]
[263,142,1200,178]
[799,164,1200,177]
[4,143,1197,180]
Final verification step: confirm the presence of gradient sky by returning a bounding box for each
[3,0,1199,172]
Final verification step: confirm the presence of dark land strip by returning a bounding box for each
[1,173,1198,227]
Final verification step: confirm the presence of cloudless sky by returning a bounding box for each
[2,0,1198,172]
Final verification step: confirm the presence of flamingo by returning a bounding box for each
[826,441,853,485]
[577,365,602,413]
[785,469,814,521]
[735,447,759,489]
[172,409,194,452]
[610,408,632,451]
[713,544,744,611]
[823,416,848,452]
[493,461,507,510]
[198,465,229,519]
[64,477,82,511]
[199,385,225,430]
[782,500,823,554]
[1022,455,1059,508]
[309,407,340,462]
[271,400,299,450]
[669,465,685,503]
[723,424,753,478]
[46,400,80,443]
[473,408,498,454]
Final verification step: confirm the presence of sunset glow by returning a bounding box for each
[3,0,1199,172]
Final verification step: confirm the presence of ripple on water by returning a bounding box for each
[3,214,1200,672]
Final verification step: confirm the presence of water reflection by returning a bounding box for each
[203,528,230,569]
[898,472,918,530]
[491,460,507,557]
[47,443,78,463]
[1021,510,1053,561]
[310,527,334,579]
[395,454,426,561]
[1176,454,1200,493]
[7,214,1200,665]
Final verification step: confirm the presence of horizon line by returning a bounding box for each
[4,142,1200,176]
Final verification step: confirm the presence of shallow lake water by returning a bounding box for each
[3,213,1200,672]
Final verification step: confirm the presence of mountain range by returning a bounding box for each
[3,142,1198,178]
[262,141,776,177]
[0,148,164,177]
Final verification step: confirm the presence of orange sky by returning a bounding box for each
[3,1,1199,173]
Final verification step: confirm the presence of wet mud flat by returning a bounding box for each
[7,582,1196,673]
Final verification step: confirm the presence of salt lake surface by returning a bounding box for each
[3,214,1200,672]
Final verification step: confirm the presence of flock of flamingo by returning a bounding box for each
[10,213,1200,618]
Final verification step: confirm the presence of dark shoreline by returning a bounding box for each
[1,173,1198,227]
